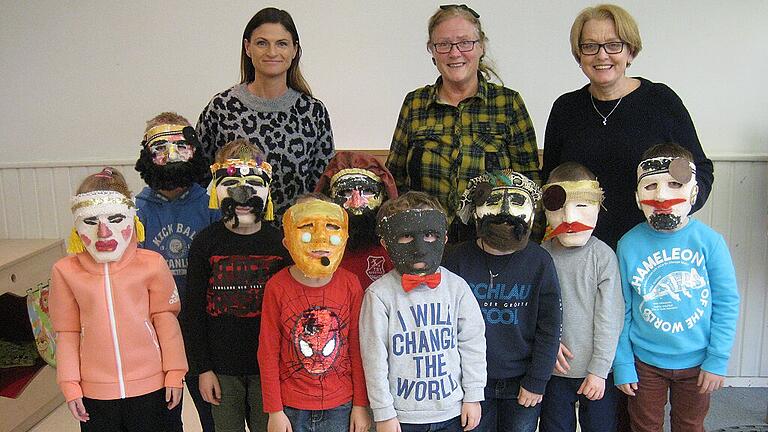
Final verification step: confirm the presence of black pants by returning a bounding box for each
[81,388,167,432]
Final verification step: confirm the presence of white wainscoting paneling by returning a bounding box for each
[1,156,765,383]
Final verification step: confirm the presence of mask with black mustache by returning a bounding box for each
[476,213,531,252]
[219,185,265,228]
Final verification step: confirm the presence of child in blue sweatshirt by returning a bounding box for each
[135,112,219,432]
[613,143,740,432]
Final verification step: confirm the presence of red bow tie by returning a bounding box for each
[401,272,441,292]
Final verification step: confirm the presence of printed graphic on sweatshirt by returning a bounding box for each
[391,302,458,401]
[150,223,198,277]
[207,255,284,317]
[292,307,342,374]
[630,247,709,333]
[365,255,387,282]
[280,294,352,404]
[470,282,532,326]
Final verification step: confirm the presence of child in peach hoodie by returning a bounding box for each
[50,167,187,432]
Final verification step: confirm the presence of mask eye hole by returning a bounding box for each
[423,231,439,242]
[220,179,240,187]
[83,217,98,225]
[644,183,658,191]
[326,223,341,231]
[397,235,414,244]
[108,214,126,223]
[668,181,683,189]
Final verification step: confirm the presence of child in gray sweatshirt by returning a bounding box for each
[359,191,486,432]
[539,162,624,432]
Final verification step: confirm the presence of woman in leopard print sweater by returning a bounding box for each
[197,7,334,220]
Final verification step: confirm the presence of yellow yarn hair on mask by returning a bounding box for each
[209,185,219,209]
[67,227,86,254]
[265,195,274,221]
[134,216,145,242]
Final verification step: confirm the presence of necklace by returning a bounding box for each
[479,240,515,287]
[591,93,623,126]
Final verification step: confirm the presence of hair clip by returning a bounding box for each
[439,4,480,18]
[95,167,114,178]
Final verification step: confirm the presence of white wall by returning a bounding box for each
[1,0,767,165]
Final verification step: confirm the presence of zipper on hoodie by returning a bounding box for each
[103,263,126,398]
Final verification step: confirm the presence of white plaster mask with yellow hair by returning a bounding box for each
[542,180,603,247]
[70,191,138,263]
[283,200,349,278]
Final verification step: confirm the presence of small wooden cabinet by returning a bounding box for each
[0,239,65,432]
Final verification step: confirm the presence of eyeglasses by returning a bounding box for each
[432,40,479,54]
[579,41,625,55]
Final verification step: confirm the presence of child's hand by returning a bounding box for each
[199,371,222,405]
[554,343,574,374]
[697,370,725,394]
[166,386,183,409]
[349,405,371,432]
[617,382,638,396]
[267,411,293,432]
[517,386,543,407]
[577,374,605,400]
[67,398,89,422]
[461,401,481,431]
[376,417,401,432]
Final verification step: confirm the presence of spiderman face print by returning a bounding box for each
[292,307,342,374]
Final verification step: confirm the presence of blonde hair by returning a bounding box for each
[144,112,191,133]
[76,167,132,197]
[427,5,502,84]
[569,4,642,63]
[214,139,265,163]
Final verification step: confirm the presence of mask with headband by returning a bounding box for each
[135,124,209,190]
[636,156,698,231]
[67,186,145,263]
[283,199,349,278]
[209,158,274,228]
[457,170,541,252]
[542,180,604,247]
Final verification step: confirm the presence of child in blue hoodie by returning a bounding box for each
[135,112,220,432]
[613,143,740,432]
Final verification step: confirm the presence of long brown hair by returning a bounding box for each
[240,7,312,96]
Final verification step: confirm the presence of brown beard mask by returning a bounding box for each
[476,213,531,252]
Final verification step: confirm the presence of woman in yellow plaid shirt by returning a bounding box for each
[386,4,541,244]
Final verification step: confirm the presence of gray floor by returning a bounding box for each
[703,387,768,431]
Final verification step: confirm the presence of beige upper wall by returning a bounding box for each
[1,0,767,164]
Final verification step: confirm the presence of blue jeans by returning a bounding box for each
[539,374,619,432]
[400,416,464,432]
[284,401,352,432]
[476,377,541,432]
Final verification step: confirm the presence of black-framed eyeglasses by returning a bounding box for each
[432,40,479,54]
[579,41,625,55]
